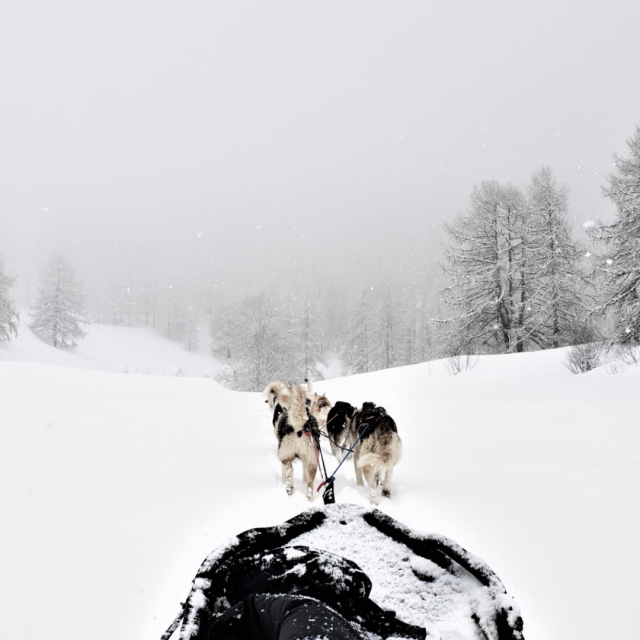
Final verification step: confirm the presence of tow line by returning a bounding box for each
[317,424,369,505]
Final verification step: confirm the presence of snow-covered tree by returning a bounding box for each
[394,275,437,366]
[212,291,322,391]
[439,181,529,354]
[297,291,326,381]
[0,256,19,342]
[163,284,198,349]
[341,287,378,374]
[342,281,412,374]
[378,284,398,369]
[439,173,593,355]
[523,167,591,348]
[588,123,640,342]
[30,254,89,348]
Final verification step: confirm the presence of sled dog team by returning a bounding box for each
[264,380,402,505]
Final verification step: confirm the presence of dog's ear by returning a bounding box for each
[362,402,376,413]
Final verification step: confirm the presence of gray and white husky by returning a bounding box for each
[274,383,321,501]
[345,402,402,505]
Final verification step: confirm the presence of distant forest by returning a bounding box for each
[2,124,639,391]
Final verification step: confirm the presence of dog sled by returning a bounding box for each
[161,504,524,640]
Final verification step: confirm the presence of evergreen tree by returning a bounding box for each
[523,167,591,348]
[439,181,529,354]
[378,283,398,369]
[212,291,322,391]
[163,283,202,351]
[0,256,19,342]
[395,285,419,367]
[30,254,88,348]
[341,288,377,374]
[297,291,326,381]
[343,280,417,374]
[588,123,640,342]
[439,173,592,355]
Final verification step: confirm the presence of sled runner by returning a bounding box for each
[161,504,524,640]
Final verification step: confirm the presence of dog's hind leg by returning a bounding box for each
[362,464,379,505]
[303,459,317,501]
[282,461,294,496]
[381,467,393,498]
[353,447,364,487]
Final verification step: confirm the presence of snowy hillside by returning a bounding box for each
[1,335,638,640]
[0,312,219,377]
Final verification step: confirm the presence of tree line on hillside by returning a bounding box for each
[2,122,639,387]
[212,123,640,389]
[438,167,593,355]
[208,279,436,391]
[439,124,640,354]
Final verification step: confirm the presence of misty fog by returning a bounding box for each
[1,1,639,346]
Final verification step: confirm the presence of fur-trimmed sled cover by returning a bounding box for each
[161,504,525,640]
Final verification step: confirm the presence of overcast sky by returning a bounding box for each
[2,1,639,298]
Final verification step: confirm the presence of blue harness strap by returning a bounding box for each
[318,423,369,493]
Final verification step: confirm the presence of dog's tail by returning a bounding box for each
[305,378,313,393]
[264,381,290,409]
[356,437,402,473]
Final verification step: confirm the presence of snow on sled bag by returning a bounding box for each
[161,504,525,640]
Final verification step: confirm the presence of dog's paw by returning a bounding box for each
[381,489,391,498]
[306,487,314,501]
[286,486,295,496]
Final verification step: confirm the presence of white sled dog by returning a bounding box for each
[274,383,321,501]
[305,380,333,433]
[347,402,402,505]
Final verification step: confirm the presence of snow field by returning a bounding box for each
[0,311,219,377]
[1,324,639,640]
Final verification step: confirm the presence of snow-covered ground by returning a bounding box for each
[1,325,638,640]
[0,312,219,377]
